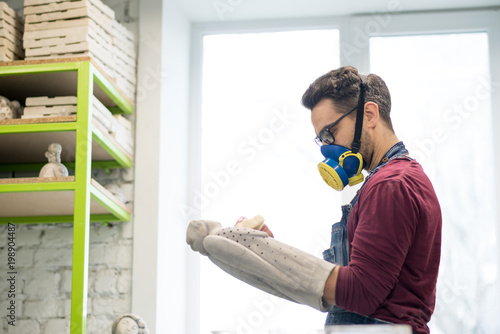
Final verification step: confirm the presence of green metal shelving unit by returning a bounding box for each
[0,58,134,333]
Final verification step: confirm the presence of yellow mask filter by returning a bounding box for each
[318,145,364,191]
[318,161,348,191]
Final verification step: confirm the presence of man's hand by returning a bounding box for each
[186,219,336,312]
[260,224,274,238]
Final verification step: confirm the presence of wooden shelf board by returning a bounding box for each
[0,177,130,218]
[90,178,130,214]
[0,116,77,125]
[0,176,74,184]
[0,57,93,68]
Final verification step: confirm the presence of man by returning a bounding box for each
[186,66,441,334]
[302,66,442,334]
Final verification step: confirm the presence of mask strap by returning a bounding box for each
[351,75,368,154]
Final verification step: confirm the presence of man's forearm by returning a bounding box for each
[187,219,337,312]
[323,266,340,306]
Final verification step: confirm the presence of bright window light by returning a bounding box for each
[200,29,340,333]
[371,32,499,334]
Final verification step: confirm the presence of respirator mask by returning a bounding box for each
[317,75,368,191]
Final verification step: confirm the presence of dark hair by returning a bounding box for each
[301,66,394,131]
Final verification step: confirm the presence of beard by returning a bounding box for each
[358,130,375,170]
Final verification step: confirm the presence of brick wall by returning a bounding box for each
[0,169,135,334]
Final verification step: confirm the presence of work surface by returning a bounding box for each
[212,324,412,333]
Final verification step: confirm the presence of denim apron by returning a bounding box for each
[323,142,411,326]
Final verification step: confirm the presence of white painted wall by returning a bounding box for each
[133,0,194,333]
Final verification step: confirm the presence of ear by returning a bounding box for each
[363,102,379,128]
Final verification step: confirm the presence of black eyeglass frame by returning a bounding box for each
[314,105,357,146]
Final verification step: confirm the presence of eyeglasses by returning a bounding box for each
[314,106,357,146]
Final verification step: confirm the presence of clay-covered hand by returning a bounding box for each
[235,215,274,238]
[186,219,222,256]
[186,219,336,312]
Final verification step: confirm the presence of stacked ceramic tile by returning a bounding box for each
[112,20,136,101]
[0,2,24,61]
[93,96,133,155]
[111,113,133,155]
[23,0,115,78]
[22,96,77,119]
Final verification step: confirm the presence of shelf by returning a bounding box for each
[0,117,133,169]
[0,177,130,223]
[0,57,134,114]
[0,57,135,334]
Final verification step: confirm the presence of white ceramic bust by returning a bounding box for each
[111,314,149,334]
[39,143,69,178]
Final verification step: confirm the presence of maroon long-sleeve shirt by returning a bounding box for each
[336,158,442,334]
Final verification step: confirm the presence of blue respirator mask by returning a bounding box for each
[317,75,368,191]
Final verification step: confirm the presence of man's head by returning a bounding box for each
[302,66,393,133]
[303,66,398,176]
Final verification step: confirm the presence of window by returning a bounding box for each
[194,10,500,334]
[370,32,498,334]
[200,29,340,333]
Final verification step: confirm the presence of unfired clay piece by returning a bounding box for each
[0,96,21,120]
[39,143,69,178]
[111,314,149,334]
